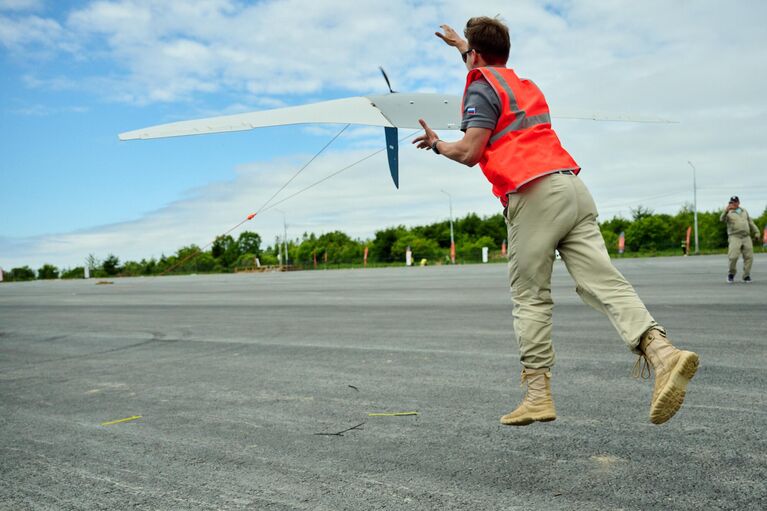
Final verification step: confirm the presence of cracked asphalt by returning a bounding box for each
[1,254,765,510]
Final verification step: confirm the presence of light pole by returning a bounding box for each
[441,189,455,264]
[274,209,289,268]
[687,161,699,255]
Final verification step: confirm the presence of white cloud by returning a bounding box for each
[10,103,88,115]
[0,0,43,12]
[0,141,496,269]
[4,0,443,103]
[0,13,62,49]
[7,0,767,110]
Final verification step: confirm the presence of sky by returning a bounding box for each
[1,0,766,270]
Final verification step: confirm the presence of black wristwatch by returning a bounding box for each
[431,140,441,155]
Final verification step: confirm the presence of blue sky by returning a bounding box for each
[1,0,766,270]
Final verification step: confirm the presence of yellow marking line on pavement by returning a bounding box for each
[101,415,143,426]
[367,412,419,417]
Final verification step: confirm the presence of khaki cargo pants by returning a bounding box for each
[728,235,754,278]
[505,172,659,369]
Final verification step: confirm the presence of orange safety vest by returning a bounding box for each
[463,67,580,205]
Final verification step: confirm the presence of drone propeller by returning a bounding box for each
[379,66,396,94]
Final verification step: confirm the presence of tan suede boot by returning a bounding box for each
[637,329,699,425]
[500,368,556,426]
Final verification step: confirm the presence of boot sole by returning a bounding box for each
[650,351,699,425]
[500,413,556,426]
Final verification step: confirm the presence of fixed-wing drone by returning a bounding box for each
[119,68,672,189]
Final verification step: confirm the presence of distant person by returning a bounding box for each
[720,196,760,283]
[414,17,698,425]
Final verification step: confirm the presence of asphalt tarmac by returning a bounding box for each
[1,254,765,510]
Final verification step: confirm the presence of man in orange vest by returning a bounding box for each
[413,17,699,426]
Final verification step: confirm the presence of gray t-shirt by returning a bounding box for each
[460,77,501,132]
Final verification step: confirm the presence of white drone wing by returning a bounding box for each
[118,91,676,188]
[118,93,463,141]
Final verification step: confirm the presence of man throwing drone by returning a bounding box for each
[413,17,699,425]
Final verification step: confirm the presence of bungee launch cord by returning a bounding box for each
[159,127,419,275]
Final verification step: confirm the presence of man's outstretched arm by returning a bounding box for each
[412,119,491,167]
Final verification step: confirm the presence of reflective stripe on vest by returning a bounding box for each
[484,67,551,144]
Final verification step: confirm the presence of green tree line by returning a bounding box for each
[3,205,766,281]
[600,204,766,254]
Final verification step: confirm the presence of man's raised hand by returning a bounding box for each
[435,24,468,52]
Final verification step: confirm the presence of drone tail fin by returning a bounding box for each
[384,127,399,188]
